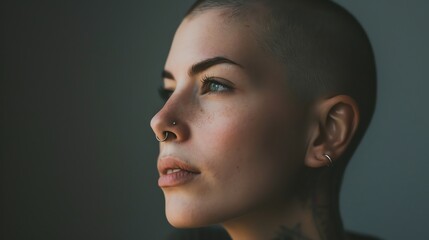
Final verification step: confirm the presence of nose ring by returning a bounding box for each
[155,121,176,142]
[156,132,169,142]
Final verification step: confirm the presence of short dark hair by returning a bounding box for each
[186,0,376,173]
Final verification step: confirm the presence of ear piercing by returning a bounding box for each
[155,121,177,142]
[323,154,333,167]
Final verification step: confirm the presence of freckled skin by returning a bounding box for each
[151,8,309,229]
[151,2,379,239]
[151,7,332,240]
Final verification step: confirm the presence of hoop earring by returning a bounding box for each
[323,154,333,167]
[156,132,169,142]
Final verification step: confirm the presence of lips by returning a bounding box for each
[157,156,200,188]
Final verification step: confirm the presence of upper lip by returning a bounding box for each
[157,156,200,175]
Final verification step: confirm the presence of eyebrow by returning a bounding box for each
[161,56,244,80]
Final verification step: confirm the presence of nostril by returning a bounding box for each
[155,131,177,142]
[149,109,183,142]
[156,132,169,142]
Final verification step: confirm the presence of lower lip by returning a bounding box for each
[158,170,199,188]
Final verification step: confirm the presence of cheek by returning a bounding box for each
[194,96,305,198]
[164,94,308,227]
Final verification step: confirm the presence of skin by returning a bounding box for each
[151,8,360,240]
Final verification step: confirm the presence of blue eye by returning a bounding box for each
[201,76,233,94]
[208,81,229,92]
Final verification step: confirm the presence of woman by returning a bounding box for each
[151,0,378,239]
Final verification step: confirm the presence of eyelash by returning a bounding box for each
[158,76,233,102]
[200,75,233,94]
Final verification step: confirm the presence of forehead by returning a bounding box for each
[164,8,278,77]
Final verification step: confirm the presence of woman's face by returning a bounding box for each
[151,9,310,227]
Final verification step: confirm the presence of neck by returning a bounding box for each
[222,169,345,240]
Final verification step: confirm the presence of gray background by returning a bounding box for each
[2,1,428,240]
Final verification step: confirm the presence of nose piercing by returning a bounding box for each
[156,132,169,142]
[155,121,176,142]
[323,154,333,167]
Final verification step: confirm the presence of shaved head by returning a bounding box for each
[186,0,376,168]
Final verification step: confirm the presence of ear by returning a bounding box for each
[305,95,360,168]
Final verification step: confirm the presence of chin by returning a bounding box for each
[167,216,194,228]
[166,211,207,228]
[165,205,215,228]
[165,200,226,228]
[164,197,196,227]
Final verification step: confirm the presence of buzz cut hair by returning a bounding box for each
[185,0,377,173]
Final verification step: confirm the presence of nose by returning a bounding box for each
[150,100,190,143]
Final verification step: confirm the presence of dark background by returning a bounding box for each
[2,1,428,239]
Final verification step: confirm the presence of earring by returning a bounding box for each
[323,154,333,167]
